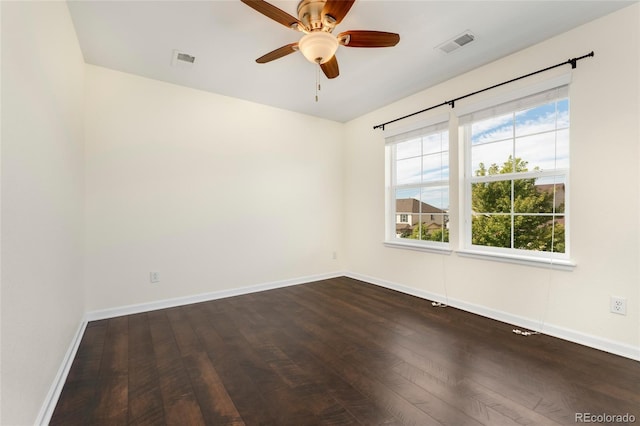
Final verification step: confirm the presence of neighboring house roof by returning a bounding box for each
[396,198,445,214]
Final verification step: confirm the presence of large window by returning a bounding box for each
[386,119,450,248]
[460,85,569,260]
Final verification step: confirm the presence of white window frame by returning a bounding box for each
[457,76,575,269]
[384,114,452,253]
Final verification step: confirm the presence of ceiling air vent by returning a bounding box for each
[171,50,196,67]
[436,31,476,54]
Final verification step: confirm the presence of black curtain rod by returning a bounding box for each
[373,51,594,130]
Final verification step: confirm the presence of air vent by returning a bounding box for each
[171,50,196,67]
[176,53,195,63]
[436,31,476,54]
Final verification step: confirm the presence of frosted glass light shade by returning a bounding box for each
[298,31,339,64]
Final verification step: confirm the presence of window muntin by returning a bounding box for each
[463,86,569,258]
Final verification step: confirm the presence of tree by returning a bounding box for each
[471,156,565,253]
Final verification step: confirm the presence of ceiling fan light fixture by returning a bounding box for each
[298,31,339,64]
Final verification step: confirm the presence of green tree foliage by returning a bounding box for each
[410,224,449,242]
[472,156,565,253]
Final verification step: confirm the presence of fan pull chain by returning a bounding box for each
[315,65,321,102]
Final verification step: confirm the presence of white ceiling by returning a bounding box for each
[67,0,635,123]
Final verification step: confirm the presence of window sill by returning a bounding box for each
[456,249,576,271]
[384,240,452,255]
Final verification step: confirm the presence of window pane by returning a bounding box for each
[396,138,421,160]
[471,140,512,176]
[422,153,449,182]
[556,128,569,169]
[441,215,450,243]
[513,178,548,214]
[395,191,417,240]
[396,156,421,185]
[515,102,558,137]
[471,113,513,145]
[420,185,448,211]
[472,214,511,248]
[536,176,567,214]
[396,187,419,201]
[514,216,565,253]
[472,181,511,214]
[396,222,414,240]
[423,131,448,155]
[557,99,569,129]
[514,132,558,172]
[421,214,449,243]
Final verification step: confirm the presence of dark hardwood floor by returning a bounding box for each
[51,277,640,425]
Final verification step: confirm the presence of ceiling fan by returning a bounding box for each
[240,0,400,79]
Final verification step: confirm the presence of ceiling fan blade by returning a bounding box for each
[256,43,298,63]
[339,30,400,48]
[241,0,302,30]
[322,0,356,26]
[320,56,339,79]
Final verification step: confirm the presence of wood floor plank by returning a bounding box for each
[216,297,326,425]
[52,277,640,425]
[128,313,165,425]
[230,295,361,425]
[183,351,245,425]
[226,294,396,425]
[91,316,129,424]
[147,310,206,425]
[188,303,281,425]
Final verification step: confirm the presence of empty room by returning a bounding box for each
[2,0,639,424]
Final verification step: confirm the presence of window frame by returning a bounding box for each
[382,75,576,269]
[458,79,574,268]
[384,115,452,253]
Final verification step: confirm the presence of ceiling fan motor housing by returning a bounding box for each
[297,0,335,32]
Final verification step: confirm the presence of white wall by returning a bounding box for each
[1,2,86,425]
[84,65,344,311]
[344,4,640,357]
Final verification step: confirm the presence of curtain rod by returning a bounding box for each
[373,51,594,131]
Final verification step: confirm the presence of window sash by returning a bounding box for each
[461,87,569,259]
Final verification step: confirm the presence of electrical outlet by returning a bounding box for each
[150,272,160,283]
[610,296,627,315]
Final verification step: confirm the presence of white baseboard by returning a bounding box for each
[35,318,88,426]
[345,271,640,362]
[85,271,345,321]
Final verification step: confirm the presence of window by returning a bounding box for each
[386,118,450,249]
[460,85,569,260]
